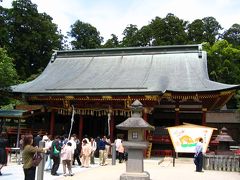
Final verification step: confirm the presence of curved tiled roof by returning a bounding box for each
[12,45,239,95]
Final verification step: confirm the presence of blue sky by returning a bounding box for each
[1,0,240,42]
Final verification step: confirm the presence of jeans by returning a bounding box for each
[195,152,203,172]
[51,156,60,175]
[24,166,36,180]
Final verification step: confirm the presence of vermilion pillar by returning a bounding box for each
[79,115,83,140]
[143,108,148,140]
[110,114,114,142]
[50,110,55,136]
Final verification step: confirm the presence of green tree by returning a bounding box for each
[223,24,240,48]
[0,48,18,105]
[202,17,222,44]
[148,16,165,45]
[150,13,188,45]
[187,19,205,44]
[121,24,141,47]
[0,6,9,48]
[102,34,119,48]
[1,0,63,80]
[204,40,240,109]
[137,25,153,46]
[68,20,103,49]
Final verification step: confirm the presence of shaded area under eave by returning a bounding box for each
[11,45,240,95]
[0,105,44,119]
[0,109,32,119]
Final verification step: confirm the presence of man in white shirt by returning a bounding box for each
[69,135,76,165]
[194,138,203,172]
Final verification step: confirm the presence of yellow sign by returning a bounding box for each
[167,123,217,153]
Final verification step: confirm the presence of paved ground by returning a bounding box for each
[1,157,239,180]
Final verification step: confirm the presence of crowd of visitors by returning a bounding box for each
[0,130,129,178]
[17,132,126,178]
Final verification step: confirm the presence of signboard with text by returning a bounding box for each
[167,123,217,153]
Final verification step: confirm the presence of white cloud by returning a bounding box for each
[1,0,240,42]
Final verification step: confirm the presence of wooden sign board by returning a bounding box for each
[167,123,217,153]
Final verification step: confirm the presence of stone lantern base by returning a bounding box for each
[120,171,150,180]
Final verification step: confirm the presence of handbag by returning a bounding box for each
[32,152,43,167]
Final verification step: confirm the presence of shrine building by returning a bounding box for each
[9,44,240,156]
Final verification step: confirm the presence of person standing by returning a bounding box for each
[22,134,47,180]
[50,135,61,176]
[90,137,97,164]
[115,136,122,159]
[80,139,91,167]
[99,136,111,166]
[118,140,125,163]
[194,137,204,172]
[73,136,81,166]
[33,131,42,147]
[61,142,74,176]
[105,136,111,161]
[0,132,8,176]
[44,135,53,171]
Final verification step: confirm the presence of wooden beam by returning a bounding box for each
[209,95,221,110]
[202,108,207,126]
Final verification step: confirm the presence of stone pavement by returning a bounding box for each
[1,157,239,180]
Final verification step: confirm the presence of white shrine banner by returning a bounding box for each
[167,123,217,153]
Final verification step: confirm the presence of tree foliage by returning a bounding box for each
[0,0,63,80]
[222,24,240,48]
[0,1,240,109]
[68,20,103,49]
[102,34,119,48]
[204,40,240,108]
[0,48,17,87]
[0,48,18,105]
[187,19,205,44]
[121,24,141,47]
[202,17,222,44]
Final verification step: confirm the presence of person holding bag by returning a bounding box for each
[22,134,47,180]
[50,135,61,176]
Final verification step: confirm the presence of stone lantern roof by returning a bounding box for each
[215,127,234,142]
[116,100,155,131]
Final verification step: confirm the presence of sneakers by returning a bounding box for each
[63,173,73,176]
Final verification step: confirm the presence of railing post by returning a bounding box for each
[37,141,45,180]
[111,143,116,165]
[203,154,206,170]
[172,151,176,167]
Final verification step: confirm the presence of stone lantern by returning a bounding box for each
[215,127,234,155]
[116,100,155,180]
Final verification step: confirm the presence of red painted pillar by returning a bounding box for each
[79,115,83,141]
[110,113,114,142]
[143,108,148,140]
[50,110,55,136]
[202,108,207,126]
[175,108,180,125]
